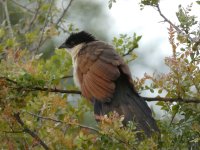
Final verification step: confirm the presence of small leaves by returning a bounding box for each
[196,1,200,5]
[112,33,141,62]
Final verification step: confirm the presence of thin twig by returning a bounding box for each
[10,0,70,33]
[13,112,49,150]
[26,112,130,147]
[2,130,24,133]
[156,4,196,43]
[0,76,18,84]
[61,75,73,79]
[36,0,54,53]
[55,0,74,25]
[10,0,34,14]
[24,86,81,94]
[26,111,99,133]
[27,1,41,32]
[1,0,14,38]
[144,97,200,103]
[122,48,135,57]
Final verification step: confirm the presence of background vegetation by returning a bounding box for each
[0,0,199,149]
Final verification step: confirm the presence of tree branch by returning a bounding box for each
[26,111,130,147]
[156,4,198,43]
[1,76,200,103]
[24,86,81,94]
[26,111,99,133]
[144,97,200,103]
[35,0,54,53]
[27,1,41,32]
[13,112,49,150]
[1,0,14,38]
[55,0,74,25]
[10,0,35,14]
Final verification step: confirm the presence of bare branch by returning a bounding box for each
[36,0,54,53]
[26,111,130,147]
[24,86,81,94]
[26,111,99,133]
[10,0,34,14]
[27,1,41,32]
[2,130,24,133]
[61,75,73,79]
[1,0,14,38]
[13,112,49,150]
[144,97,200,103]
[55,0,74,25]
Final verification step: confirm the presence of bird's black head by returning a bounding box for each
[59,31,96,49]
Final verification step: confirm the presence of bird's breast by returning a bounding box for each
[72,57,81,89]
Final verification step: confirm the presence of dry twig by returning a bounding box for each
[13,112,49,150]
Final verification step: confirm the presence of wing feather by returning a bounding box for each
[76,41,131,101]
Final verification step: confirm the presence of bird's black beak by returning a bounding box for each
[58,43,66,49]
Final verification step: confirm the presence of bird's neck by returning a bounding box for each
[69,43,85,60]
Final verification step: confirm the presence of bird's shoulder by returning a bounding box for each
[78,41,122,65]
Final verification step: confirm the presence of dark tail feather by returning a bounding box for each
[94,76,159,136]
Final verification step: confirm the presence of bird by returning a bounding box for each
[59,31,159,136]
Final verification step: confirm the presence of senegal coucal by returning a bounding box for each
[59,31,159,136]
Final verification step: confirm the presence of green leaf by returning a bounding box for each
[158,89,162,94]
[196,1,200,5]
[150,89,154,93]
[172,104,180,115]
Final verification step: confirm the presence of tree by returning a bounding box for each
[0,0,199,149]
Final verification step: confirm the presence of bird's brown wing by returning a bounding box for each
[76,41,132,102]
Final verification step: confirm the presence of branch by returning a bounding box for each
[122,48,135,57]
[1,0,14,38]
[1,76,200,103]
[10,0,34,14]
[26,111,99,133]
[24,86,81,94]
[0,76,18,84]
[36,0,54,53]
[61,75,73,79]
[2,130,24,133]
[55,0,74,25]
[144,97,200,103]
[13,112,49,150]
[0,76,81,94]
[156,4,197,43]
[26,111,130,147]
[27,1,41,32]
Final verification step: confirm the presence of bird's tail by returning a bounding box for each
[94,75,159,137]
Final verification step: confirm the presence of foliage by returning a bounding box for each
[0,0,200,149]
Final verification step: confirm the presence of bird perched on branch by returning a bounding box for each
[59,31,159,136]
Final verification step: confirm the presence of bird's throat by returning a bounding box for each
[69,43,85,60]
[69,43,85,89]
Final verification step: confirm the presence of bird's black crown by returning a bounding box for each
[59,31,96,49]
